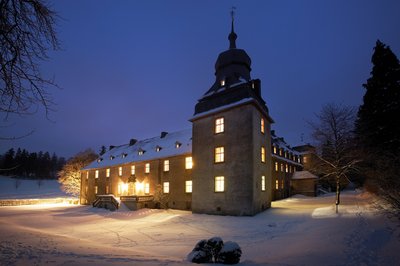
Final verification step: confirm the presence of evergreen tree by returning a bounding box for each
[355,40,400,215]
[355,40,400,154]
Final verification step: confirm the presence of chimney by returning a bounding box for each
[160,131,168,138]
[129,139,137,146]
[109,145,115,150]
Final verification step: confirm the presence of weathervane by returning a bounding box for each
[229,6,237,49]
[230,6,236,24]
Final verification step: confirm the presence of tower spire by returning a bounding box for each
[229,7,237,49]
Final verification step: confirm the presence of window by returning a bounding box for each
[275,180,279,190]
[95,170,99,179]
[215,117,224,134]
[145,163,150,173]
[95,186,98,194]
[163,182,170,193]
[261,176,266,191]
[106,168,110,177]
[279,149,283,156]
[215,176,225,192]
[185,157,193,169]
[220,79,225,86]
[138,149,144,156]
[303,156,308,163]
[273,146,277,154]
[281,163,284,172]
[164,160,170,172]
[106,185,109,194]
[261,147,266,163]
[131,165,135,175]
[175,141,182,148]
[86,171,89,179]
[215,147,225,163]
[275,162,279,172]
[185,180,192,193]
[285,164,289,173]
[145,183,150,194]
[156,146,162,152]
[261,118,265,134]
[118,166,122,176]
[281,179,284,189]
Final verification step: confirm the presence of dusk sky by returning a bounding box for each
[1,0,400,159]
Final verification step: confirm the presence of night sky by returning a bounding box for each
[1,0,400,159]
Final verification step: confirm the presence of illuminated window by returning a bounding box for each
[122,153,127,158]
[285,164,289,173]
[144,183,150,194]
[279,149,283,156]
[281,179,284,189]
[95,186,98,194]
[86,171,89,179]
[215,147,225,163]
[273,146,277,154]
[261,118,265,134]
[185,180,192,193]
[261,147,266,163]
[156,146,162,152]
[106,168,110,177]
[131,165,135,175]
[85,185,88,194]
[215,176,225,192]
[138,149,144,156]
[163,182,170,193]
[220,79,225,86]
[303,156,308,163]
[275,162,279,172]
[106,185,109,194]
[275,180,279,190]
[118,166,122,176]
[261,176,266,191]
[145,163,150,173]
[175,141,182,148]
[215,117,224,134]
[185,157,193,169]
[298,156,301,163]
[95,170,99,179]
[281,163,284,172]
[164,160,170,172]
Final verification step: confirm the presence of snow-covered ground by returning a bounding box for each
[0,189,399,266]
[0,176,69,199]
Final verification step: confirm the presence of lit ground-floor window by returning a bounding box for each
[215,176,224,192]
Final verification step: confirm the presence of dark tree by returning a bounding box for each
[355,40,400,214]
[356,40,400,154]
[309,103,360,213]
[0,0,60,117]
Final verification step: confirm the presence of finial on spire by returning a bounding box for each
[229,6,237,49]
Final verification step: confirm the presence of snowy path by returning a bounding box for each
[0,191,399,265]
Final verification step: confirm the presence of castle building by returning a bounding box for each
[81,20,306,215]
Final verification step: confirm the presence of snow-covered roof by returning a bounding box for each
[292,171,318,180]
[190,97,253,120]
[83,129,192,170]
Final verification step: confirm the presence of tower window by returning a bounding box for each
[215,147,225,163]
[261,176,266,191]
[145,183,150,194]
[106,168,110,177]
[215,176,225,192]
[95,186,98,194]
[95,170,99,179]
[145,163,150,174]
[261,147,266,163]
[185,180,192,193]
[215,117,224,134]
[131,165,135,175]
[118,166,123,176]
[261,118,265,134]
[185,157,193,169]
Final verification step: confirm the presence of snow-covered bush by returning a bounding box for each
[187,237,241,264]
[216,241,242,264]
[187,239,212,263]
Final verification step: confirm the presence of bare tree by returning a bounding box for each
[308,103,360,213]
[58,149,98,197]
[0,0,59,118]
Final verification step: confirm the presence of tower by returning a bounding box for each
[190,16,274,216]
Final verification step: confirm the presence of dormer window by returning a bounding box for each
[156,146,162,152]
[220,79,225,86]
[122,153,127,158]
[138,149,145,155]
[110,155,115,160]
[97,158,103,163]
[175,142,182,149]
